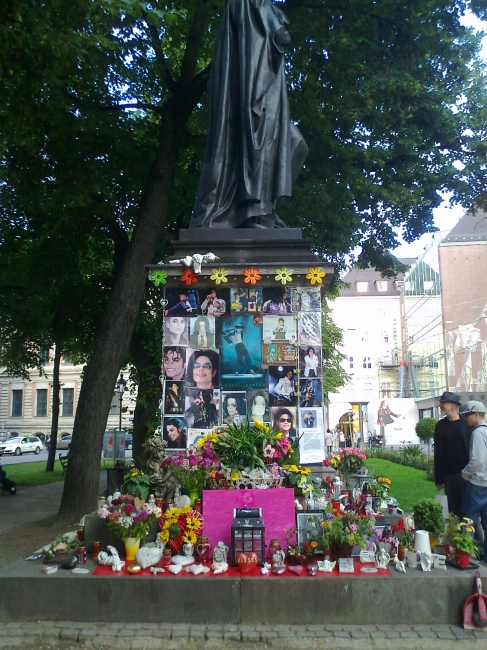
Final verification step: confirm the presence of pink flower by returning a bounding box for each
[350,523,358,532]
[123,503,135,514]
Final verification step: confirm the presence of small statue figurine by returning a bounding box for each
[419,551,433,572]
[148,494,155,505]
[212,541,229,574]
[317,560,336,572]
[168,253,220,274]
[261,562,271,575]
[183,543,194,558]
[271,547,286,568]
[107,545,125,572]
[376,547,390,569]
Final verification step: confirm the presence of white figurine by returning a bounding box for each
[395,560,407,573]
[150,566,165,574]
[317,560,336,572]
[376,547,390,569]
[168,252,220,274]
[261,562,271,575]
[183,543,194,558]
[213,541,229,564]
[148,494,155,504]
[212,562,229,575]
[271,548,286,568]
[107,545,125,572]
[419,551,433,572]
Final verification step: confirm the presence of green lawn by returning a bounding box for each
[3,459,119,486]
[364,458,441,512]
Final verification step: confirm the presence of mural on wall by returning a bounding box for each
[376,398,419,446]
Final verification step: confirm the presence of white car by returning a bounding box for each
[0,436,44,456]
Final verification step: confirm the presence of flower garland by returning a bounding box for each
[159,505,204,553]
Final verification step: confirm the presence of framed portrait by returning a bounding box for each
[164,380,185,414]
[185,349,220,389]
[162,416,187,450]
[271,406,297,442]
[246,390,270,423]
[299,345,322,378]
[163,346,186,382]
[217,315,266,390]
[262,287,293,314]
[230,288,249,312]
[296,511,324,554]
[263,342,297,365]
[184,388,220,429]
[299,378,323,408]
[290,287,322,312]
[269,365,298,407]
[198,288,230,318]
[164,289,200,316]
[262,315,297,344]
[221,391,247,425]
[299,407,323,430]
[189,315,216,349]
[247,288,263,312]
[163,316,189,347]
[298,312,322,346]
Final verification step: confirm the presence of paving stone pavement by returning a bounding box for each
[0,622,487,649]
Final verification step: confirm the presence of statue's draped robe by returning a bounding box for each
[189,0,307,228]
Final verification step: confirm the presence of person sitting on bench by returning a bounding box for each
[0,464,16,495]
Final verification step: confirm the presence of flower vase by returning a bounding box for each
[188,488,200,507]
[124,537,141,562]
[397,545,405,561]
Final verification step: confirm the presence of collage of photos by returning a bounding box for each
[161,286,325,462]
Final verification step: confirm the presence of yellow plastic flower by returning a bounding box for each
[182,531,198,545]
[159,529,169,542]
[231,471,241,481]
[253,419,268,431]
[310,541,318,549]
[186,517,202,531]
[306,267,326,285]
[274,432,283,440]
[210,267,229,285]
[274,266,293,285]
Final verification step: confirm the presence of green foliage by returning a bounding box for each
[415,418,437,443]
[412,498,445,535]
[450,518,479,556]
[212,422,267,472]
[121,468,151,500]
[367,446,434,482]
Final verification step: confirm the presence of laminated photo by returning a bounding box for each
[299,345,322,378]
[263,342,297,364]
[187,428,211,447]
[164,289,200,316]
[164,316,189,346]
[269,366,298,407]
[199,288,230,318]
[164,381,185,414]
[218,315,266,390]
[185,349,220,389]
[299,378,323,408]
[221,391,247,425]
[184,388,220,429]
[299,428,325,464]
[262,315,297,343]
[262,287,293,314]
[299,407,323,430]
[246,390,270,423]
[163,346,186,382]
[290,287,321,312]
[162,416,187,450]
[247,288,263,312]
[298,312,322,346]
[271,406,298,442]
[230,288,249,312]
[189,315,216,349]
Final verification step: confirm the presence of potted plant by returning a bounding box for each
[412,498,444,547]
[441,513,460,559]
[121,467,151,501]
[392,518,414,560]
[323,448,367,486]
[163,447,212,505]
[450,518,478,567]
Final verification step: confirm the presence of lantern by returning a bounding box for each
[231,508,265,566]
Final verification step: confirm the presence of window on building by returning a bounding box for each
[39,347,50,364]
[36,389,48,417]
[376,281,388,292]
[62,388,74,417]
[363,357,372,369]
[356,281,368,293]
[349,356,353,369]
[11,389,23,417]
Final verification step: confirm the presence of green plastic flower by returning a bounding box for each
[210,267,229,285]
[274,267,293,285]
[149,270,168,286]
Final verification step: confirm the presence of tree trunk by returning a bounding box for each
[57,103,188,522]
[46,343,61,472]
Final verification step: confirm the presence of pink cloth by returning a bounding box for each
[202,488,296,559]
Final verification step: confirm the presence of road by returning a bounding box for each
[0,449,133,466]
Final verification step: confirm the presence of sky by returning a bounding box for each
[391,13,487,260]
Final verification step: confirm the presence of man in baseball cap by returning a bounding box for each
[434,391,470,521]
[461,401,487,561]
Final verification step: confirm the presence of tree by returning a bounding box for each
[415,417,437,456]
[1,0,487,521]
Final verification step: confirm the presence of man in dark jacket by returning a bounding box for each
[434,391,470,519]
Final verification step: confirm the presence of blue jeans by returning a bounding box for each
[462,481,487,560]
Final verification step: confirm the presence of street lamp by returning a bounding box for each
[116,373,126,435]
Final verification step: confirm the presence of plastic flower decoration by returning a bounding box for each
[182,531,198,545]
[210,267,229,285]
[274,266,293,285]
[181,268,198,286]
[149,270,168,287]
[243,267,262,284]
[306,267,326,285]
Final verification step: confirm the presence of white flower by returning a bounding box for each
[119,517,132,529]
[153,507,162,518]
[98,507,110,519]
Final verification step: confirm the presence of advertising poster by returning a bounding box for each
[164,381,185,414]
[218,315,266,390]
[221,391,247,424]
[299,345,322,378]
[163,346,187,382]
[299,378,323,407]
[185,349,220,389]
[246,390,270,423]
[164,289,200,316]
[198,288,230,318]
[376,397,420,445]
[269,365,298,406]
[189,315,216,349]
[290,287,321,312]
[271,406,298,442]
[184,388,220,429]
[263,342,297,364]
[162,416,187,449]
[103,432,114,459]
[262,287,293,314]
[298,312,322,346]
[164,316,189,346]
[262,315,297,343]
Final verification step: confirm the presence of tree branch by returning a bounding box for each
[143,13,176,92]
[179,0,209,83]
[102,101,164,114]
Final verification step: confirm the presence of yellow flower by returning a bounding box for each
[231,471,241,481]
[159,529,169,542]
[182,531,198,545]
[288,446,294,455]
[253,419,268,431]
[186,517,202,531]
[310,541,318,549]
[210,267,229,285]
[274,266,293,285]
[274,432,283,440]
[306,267,326,285]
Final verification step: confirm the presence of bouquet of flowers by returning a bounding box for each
[159,504,204,553]
[323,447,367,475]
[320,510,376,549]
[99,494,162,539]
[369,476,391,499]
[392,517,414,550]
[283,464,322,497]
[163,446,213,491]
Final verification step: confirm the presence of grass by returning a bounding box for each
[2,459,119,486]
[365,458,441,512]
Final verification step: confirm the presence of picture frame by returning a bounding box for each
[296,511,324,554]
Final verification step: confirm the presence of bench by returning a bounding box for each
[59,453,69,477]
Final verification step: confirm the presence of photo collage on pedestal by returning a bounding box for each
[161,286,325,460]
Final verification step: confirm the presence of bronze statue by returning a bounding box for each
[189,0,308,230]
[143,434,179,501]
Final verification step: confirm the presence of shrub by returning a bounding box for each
[415,418,437,443]
[412,498,444,535]
[367,446,434,481]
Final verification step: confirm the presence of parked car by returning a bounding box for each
[125,434,133,450]
[57,434,72,450]
[0,436,44,456]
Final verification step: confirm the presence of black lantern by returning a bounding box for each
[231,508,265,565]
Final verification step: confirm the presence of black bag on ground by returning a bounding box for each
[0,465,16,495]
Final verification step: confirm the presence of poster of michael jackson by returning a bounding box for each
[217,315,266,390]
